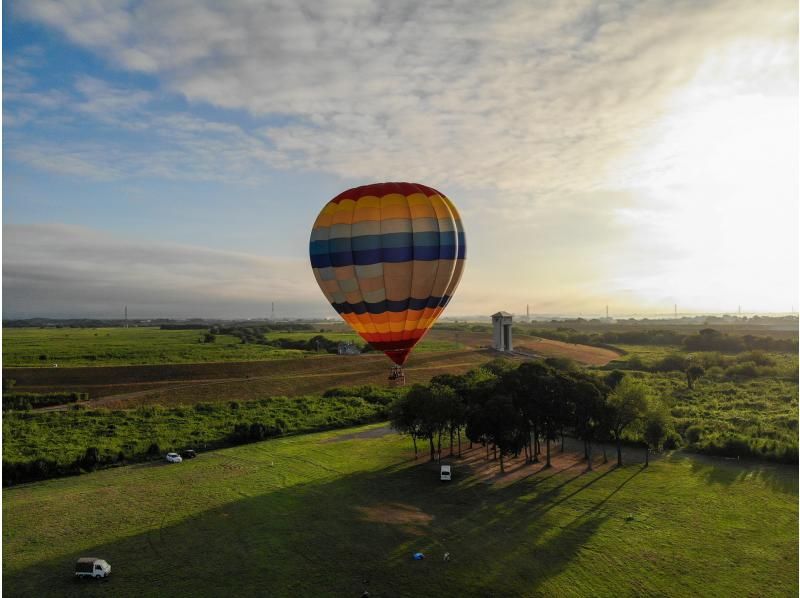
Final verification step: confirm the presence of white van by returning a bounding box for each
[75,557,111,580]
[440,465,452,481]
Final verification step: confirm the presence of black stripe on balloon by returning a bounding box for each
[332,296,450,315]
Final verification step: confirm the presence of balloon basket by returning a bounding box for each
[388,365,406,386]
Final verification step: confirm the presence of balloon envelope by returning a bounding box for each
[310,182,466,365]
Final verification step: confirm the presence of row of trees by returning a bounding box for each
[526,327,797,354]
[390,360,674,472]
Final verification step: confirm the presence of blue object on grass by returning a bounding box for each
[413,552,425,560]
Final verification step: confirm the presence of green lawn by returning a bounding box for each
[2,327,462,367]
[3,424,797,597]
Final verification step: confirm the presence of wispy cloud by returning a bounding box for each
[5,1,796,315]
[2,223,318,318]
[4,72,286,183]
[16,0,796,198]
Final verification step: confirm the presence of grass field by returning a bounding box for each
[3,424,797,597]
[2,327,463,367]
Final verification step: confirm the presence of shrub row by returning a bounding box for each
[2,394,385,485]
[2,392,88,411]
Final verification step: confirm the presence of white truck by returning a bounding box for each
[440,465,452,481]
[74,557,111,580]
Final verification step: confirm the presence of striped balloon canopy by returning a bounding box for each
[310,182,466,366]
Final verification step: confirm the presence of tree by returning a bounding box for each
[390,385,430,459]
[604,370,625,390]
[482,394,523,473]
[430,373,471,457]
[606,377,649,466]
[571,379,603,471]
[686,365,705,390]
[642,399,670,467]
[428,384,458,461]
[508,361,552,464]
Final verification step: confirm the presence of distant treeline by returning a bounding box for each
[2,318,322,329]
[622,350,798,381]
[525,327,798,353]
[2,392,88,411]
[210,326,372,353]
[211,323,314,338]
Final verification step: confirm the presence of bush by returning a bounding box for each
[663,431,682,450]
[653,353,688,372]
[626,355,645,370]
[323,385,400,406]
[2,392,87,410]
[685,425,703,444]
[146,442,161,458]
[81,447,100,471]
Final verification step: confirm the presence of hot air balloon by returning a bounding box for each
[310,182,466,383]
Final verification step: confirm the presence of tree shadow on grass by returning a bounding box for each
[3,452,630,598]
[675,452,798,495]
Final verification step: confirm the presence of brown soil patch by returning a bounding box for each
[357,503,433,526]
[432,437,618,487]
[320,425,394,444]
[7,350,495,409]
[514,337,621,366]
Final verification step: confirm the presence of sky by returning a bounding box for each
[2,0,798,319]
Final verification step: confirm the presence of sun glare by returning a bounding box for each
[608,43,798,312]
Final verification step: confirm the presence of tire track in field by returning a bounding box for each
[39,359,490,410]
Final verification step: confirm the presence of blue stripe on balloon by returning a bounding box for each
[310,249,465,269]
[309,239,330,256]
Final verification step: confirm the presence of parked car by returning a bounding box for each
[180,449,197,459]
[165,452,182,463]
[74,557,110,580]
[440,465,452,481]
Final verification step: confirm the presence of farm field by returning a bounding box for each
[5,350,495,408]
[2,326,623,409]
[1,326,463,367]
[3,424,797,597]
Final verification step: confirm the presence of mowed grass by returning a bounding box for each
[4,424,797,597]
[2,327,462,367]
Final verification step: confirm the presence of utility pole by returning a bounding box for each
[124,305,128,329]
[526,304,530,322]
[674,304,677,319]
[605,305,609,319]
[271,302,275,320]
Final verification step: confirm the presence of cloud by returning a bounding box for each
[2,223,322,318]
[3,74,287,183]
[16,0,796,198]
[6,1,796,315]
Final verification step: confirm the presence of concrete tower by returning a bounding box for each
[491,311,513,352]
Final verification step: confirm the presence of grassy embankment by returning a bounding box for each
[3,424,797,597]
[2,393,391,484]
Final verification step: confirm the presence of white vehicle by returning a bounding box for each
[166,452,182,463]
[440,465,452,481]
[74,558,110,580]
